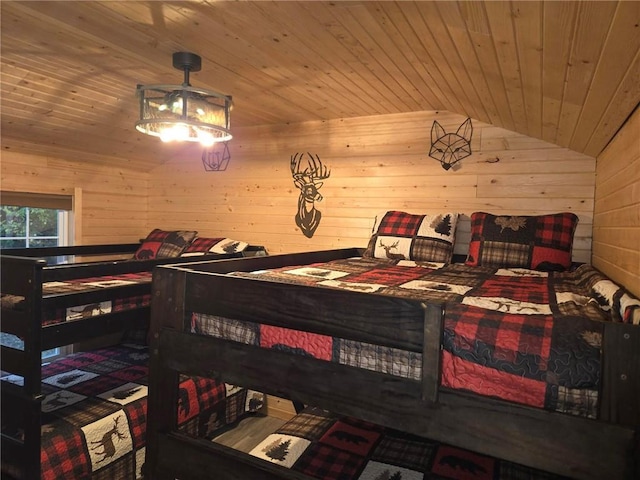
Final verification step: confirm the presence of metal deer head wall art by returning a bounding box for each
[429,117,473,170]
[202,142,231,171]
[290,152,330,238]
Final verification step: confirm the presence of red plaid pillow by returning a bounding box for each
[181,237,249,256]
[465,212,578,271]
[133,229,197,260]
[363,211,458,263]
[182,237,226,254]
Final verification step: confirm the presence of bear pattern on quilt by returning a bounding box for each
[249,407,569,480]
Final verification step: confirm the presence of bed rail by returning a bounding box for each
[1,242,140,258]
[146,250,640,480]
[2,250,242,283]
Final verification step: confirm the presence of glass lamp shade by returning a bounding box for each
[135,84,232,146]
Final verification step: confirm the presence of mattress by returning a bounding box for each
[192,257,640,418]
[249,406,569,480]
[1,271,152,327]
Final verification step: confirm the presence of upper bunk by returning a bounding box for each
[145,240,639,480]
[0,230,267,375]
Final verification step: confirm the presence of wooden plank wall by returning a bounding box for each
[593,107,640,298]
[149,111,595,264]
[0,152,149,245]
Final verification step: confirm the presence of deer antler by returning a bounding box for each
[290,152,304,179]
[378,240,405,260]
[306,152,331,181]
[290,152,330,183]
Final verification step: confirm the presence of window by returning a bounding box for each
[0,206,69,248]
[1,191,73,360]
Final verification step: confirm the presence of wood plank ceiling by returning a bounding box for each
[1,1,639,171]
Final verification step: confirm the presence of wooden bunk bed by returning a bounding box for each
[0,239,267,479]
[145,247,640,480]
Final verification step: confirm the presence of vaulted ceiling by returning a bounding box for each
[2,1,639,171]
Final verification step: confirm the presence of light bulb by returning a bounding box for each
[171,98,183,113]
[160,124,190,143]
[197,129,215,147]
[174,124,189,141]
[160,127,174,143]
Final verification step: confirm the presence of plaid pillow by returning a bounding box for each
[182,237,225,255]
[133,229,197,260]
[465,212,578,271]
[363,211,458,263]
[181,237,249,256]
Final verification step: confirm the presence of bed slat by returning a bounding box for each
[43,281,150,309]
[40,308,148,350]
[160,331,423,428]
[1,308,29,337]
[186,274,427,352]
[1,345,27,377]
[155,432,311,480]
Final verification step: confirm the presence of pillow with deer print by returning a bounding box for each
[363,211,459,263]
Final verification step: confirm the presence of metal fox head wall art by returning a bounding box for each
[202,141,231,171]
[429,117,473,170]
[290,152,330,238]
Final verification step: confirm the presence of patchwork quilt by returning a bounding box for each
[1,343,264,480]
[1,271,152,327]
[193,257,640,418]
[250,406,569,480]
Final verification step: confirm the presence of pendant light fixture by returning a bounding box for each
[135,52,232,147]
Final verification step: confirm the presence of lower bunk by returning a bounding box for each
[221,405,571,479]
[0,342,263,479]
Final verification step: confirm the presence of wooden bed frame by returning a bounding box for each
[145,248,640,480]
[0,242,266,479]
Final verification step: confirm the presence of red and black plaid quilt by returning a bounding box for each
[42,272,153,326]
[1,343,264,480]
[194,257,639,418]
[1,272,152,327]
[249,406,568,480]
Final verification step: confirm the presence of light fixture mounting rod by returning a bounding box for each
[173,52,201,86]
